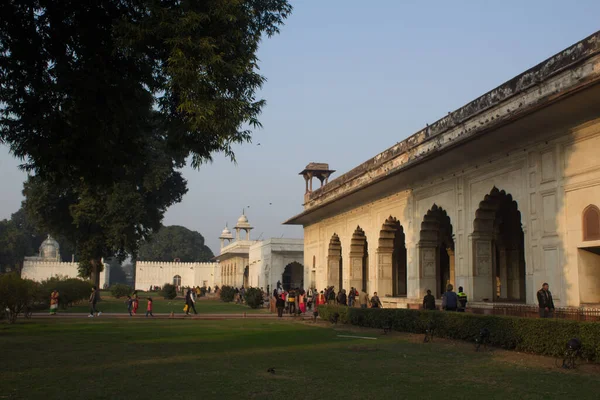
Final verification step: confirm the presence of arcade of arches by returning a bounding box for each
[316,187,532,304]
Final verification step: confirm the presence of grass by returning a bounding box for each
[1,319,599,399]
[40,291,268,314]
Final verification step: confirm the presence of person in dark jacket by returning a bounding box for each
[348,287,356,307]
[185,289,197,315]
[328,288,336,305]
[423,289,436,310]
[276,294,285,318]
[88,286,101,317]
[537,283,555,318]
[457,286,468,312]
[441,284,458,311]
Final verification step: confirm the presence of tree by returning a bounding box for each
[138,225,214,262]
[0,273,39,323]
[0,0,291,285]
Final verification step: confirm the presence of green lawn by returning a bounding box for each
[41,291,268,314]
[1,319,598,399]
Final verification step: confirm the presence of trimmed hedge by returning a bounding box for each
[219,285,236,303]
[110,284,132,299]
[318,305,600,362]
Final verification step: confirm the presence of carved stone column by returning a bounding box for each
[472,234,495,301]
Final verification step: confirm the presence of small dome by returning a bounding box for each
[219,225,233,239]
[39,234,60,261]
[235,210,252,229]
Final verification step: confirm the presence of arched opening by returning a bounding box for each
[473,187,526,302]
[350,227,369,292]
[282,262,304,291]
[583,205,600,241]
[327,234,343,290]
[173,275,181,287]
[419,205,455,298]
[243,265,249,288]
[378,216,407,297]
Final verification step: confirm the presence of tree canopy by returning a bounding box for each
[137,225,214,263]
[0,0,291,283]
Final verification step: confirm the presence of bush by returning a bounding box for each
[110,284,132,299]
[159,283,177,300]
[0,273,39,323]
[40,276,93,309]
[318,305,600,362]
[219,285,236,303]
[244,287,264,309]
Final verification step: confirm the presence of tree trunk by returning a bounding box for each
[90,258,101,287]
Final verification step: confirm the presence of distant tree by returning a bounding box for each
[138,226,214,262]
[106,258,128,286]
[0,0,291,285]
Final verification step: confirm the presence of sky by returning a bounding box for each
[1,0,599,255]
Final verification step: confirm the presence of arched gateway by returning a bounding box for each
[472,187,526,302]
[378,217,407,297]
[349,227,369,292]
[418,205,455,298]
[327,234,343,290]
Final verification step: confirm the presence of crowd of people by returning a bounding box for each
[269,284,388,318]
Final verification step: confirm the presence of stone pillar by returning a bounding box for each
[447,248,455,289]
[506,248,519,300]
[377,249,393,297]
[472,235,495,301]
[419,242,438,297]
[327,255,339,289]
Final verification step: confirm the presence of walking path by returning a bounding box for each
[32,312,313,320]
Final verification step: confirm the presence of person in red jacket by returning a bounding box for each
[145,297,154,318]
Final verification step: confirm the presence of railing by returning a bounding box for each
[491,304,600,321]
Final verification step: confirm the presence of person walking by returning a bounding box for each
[132,291,139,315]
[327,287,336,305]
[88,286,101,317]
[185,289,198,315]
[537,282,555,318]
[49,289,59,315]
[359,289,369,309]
[457,286,468,312]
[145,297,154,317]
[441,284,458,311]
[422,289,436,310]
[126,295,133,316]
[276,294,285,318]
[370,292,383,308]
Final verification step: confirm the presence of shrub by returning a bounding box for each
[318,305,600,362]
[110,284,132,299]
[244,287,264,309]
[219,285,236,303]
[0,273,39,323]
[159,283,177,300]
[40,276,93,309]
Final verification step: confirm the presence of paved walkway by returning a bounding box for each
[31,313,313,320]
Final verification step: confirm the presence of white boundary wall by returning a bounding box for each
[135,261,220,290]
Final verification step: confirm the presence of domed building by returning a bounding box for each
[39,235,61,261]
[21,234,109,288]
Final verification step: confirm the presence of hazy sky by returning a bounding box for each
[1,1,599,254]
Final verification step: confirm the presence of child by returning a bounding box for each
[145,297,154,318]
[125,295,133,316]
[132,291,139,315]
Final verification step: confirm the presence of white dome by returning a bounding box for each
[220,225,233,239]
[39,234,60,261]
[237,214,248,224]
